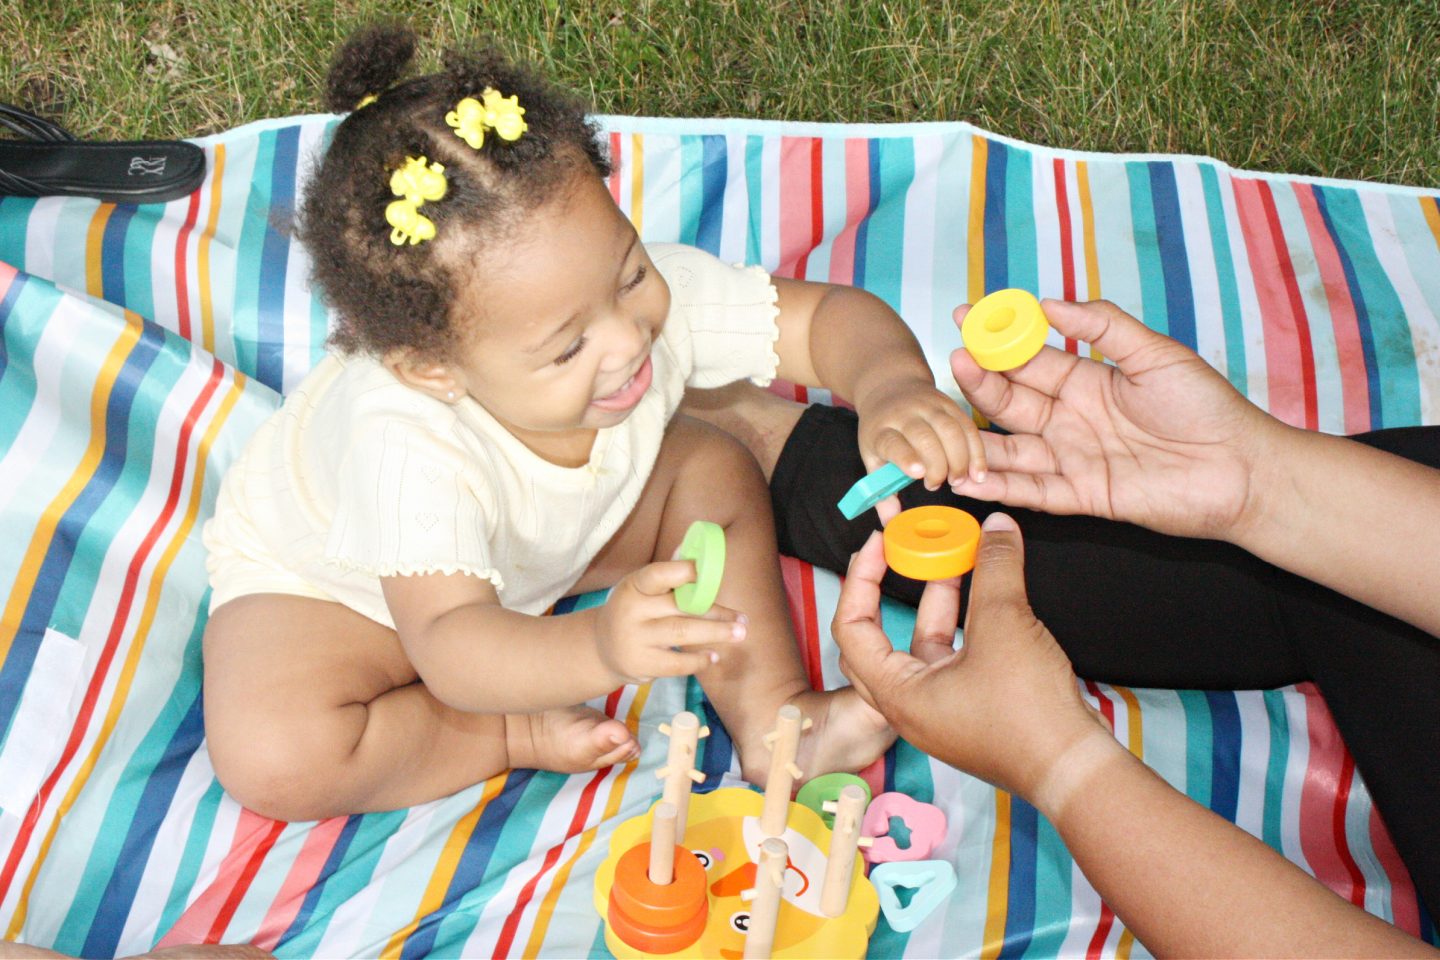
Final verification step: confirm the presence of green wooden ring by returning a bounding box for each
[673,520,726,615]
[796,772,872,828]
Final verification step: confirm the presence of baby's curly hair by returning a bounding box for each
[300,24,610,359]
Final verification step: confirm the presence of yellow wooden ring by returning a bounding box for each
[883,506,980,580]
[960,288,1050,371]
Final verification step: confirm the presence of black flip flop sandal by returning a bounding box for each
[0,102,206,205]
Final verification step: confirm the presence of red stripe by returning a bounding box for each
[1257,181,1319,429]
[791,139,823,279]
[1330,749,1367,906]
[174,180,203,341]
[1291,183,1371,432]
[252,815,348,950]
[491,766,609,957]
[1369,805,1422,934]
[608,132,622,205]
[207,818,288,943]
[1053,159,1079,352]
[1081,681,1119,957]
[0,357,226,902]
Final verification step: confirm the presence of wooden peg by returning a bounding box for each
[648,801,677,885]
[760,705,805,837]
[659,711,707,843]
[742,837,788,959]
[821,785,868,917]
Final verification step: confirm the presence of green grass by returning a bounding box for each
[4,0,1439,186]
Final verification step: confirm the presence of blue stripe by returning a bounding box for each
[1127,162,1170,337]
[399,768,537,960]
[81,690,206,956]
[1204,691,1240,821]
[100,204,139,306]
[693,135,727,256]
[696,697,734,793]
[255,125,299,392]
[1312,186,1384,428]
[1148,162,1198,350]
[1199,164,1249,394]
[861,139,912,312]
[852,139,879,290]
[983,140,1009,293]
[999,798,1039,957]
[0,320,162,743]
[0,267,32,384]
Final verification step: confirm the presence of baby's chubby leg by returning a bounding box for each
[583,415,894,786]
[202,595,637,821]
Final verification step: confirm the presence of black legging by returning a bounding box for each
[770,404,1440,917]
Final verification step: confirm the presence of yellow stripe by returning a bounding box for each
[380,773,510,959]
[1076,161,1105,362]
[7,368,244,937]
[1422,196,1440,254]
[0,316,142,654]
[1114,685,1144,758]
[629,133,644,233]
[84,204,115,298]
[967,135,992,428]
[1117,927,1137,957]
[198,144,226,354]
[522,685,653,956]
[979,790,1011,957]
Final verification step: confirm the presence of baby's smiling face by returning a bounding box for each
[388,169,670,466]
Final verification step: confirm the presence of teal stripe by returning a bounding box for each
[861,139,913,312]
[677,135,705,248]
[1178,690,1213,808]
[1319,187,1422,425]
[1027,816,1075,956]
[1199,164,1249,394]
[0,274,57,450]
[156,779,226,937]
[271,809,408,959]
[121,209,161,323]
[1087,162,1144,318]
[1003,146,1038,294]
[1260,689,1292,853]
[1126,161,1170,337]
[745,136,764,266]
[0,197,37,266]
[52,614,206,952]
[233,130,278,380]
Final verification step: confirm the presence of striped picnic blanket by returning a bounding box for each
[1,113,1437,957]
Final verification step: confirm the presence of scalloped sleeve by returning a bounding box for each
[323,416,504,589]
[648,243,781,388]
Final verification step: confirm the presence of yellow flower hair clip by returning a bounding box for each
[445,87,528,150]
[385,156,448,246]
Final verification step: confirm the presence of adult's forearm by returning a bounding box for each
[1038,744,1429,958]
[403,604,616,712]
[1237,423,1440,637]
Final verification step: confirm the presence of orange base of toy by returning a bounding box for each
[884,506,980,580]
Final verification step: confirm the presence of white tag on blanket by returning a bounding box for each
[0,628,86,815]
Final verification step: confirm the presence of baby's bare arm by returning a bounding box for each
[382,572,614,712]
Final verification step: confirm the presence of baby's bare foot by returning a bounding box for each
[735,688,894,788]
[505,706,639,774]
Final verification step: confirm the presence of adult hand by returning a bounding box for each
[833,514,1110,801]
[949,299,1278,541]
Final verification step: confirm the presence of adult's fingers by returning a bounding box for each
[831,533,897,686]
[911,576,962,665]
[950,348,1056,435]
[1039,299,1181,376]
[961,512,1032,638]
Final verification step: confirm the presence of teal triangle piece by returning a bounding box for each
[871,859,958,933]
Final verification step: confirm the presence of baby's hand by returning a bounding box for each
[595,561,747,686]
[856,377,987,489]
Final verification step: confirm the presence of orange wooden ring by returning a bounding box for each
[883,506,981,580]
[609,842,709,927]
[607,895,710,955]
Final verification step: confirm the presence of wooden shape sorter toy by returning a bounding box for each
[594,708,880,958]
